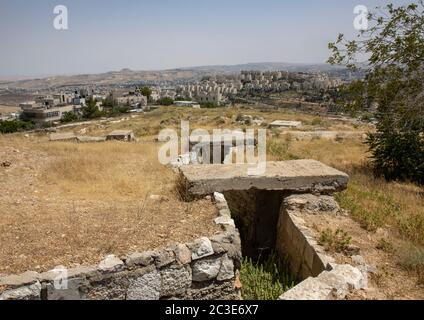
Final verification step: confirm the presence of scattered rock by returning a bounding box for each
[127,269,160,300]
[98,255,124,272]
[0,271,39,288]
[351,255,365,266]
[0,282,41,300]
[126,251,157,268]
[189,237,214,260]
[192,257,221,282]
[160,266,191,297]
[174,244,192,265]
[217,255,235,281]
[1,161,11,168]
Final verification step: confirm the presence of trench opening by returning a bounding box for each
[223,190,299,300]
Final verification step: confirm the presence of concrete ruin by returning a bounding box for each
[179,160,368,300]
[106,130,135,142]
[0,160,368,300]
[269,120,302,129]
[189,133,256,165]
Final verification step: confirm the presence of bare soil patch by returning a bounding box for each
[0,135,219,274]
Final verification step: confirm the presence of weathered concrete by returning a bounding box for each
[179,160,349,196]
[276,193,368,300]
[49,132,77,142]
[269,120,302,129]
[279,264,367,300]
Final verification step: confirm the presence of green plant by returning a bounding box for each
[328,2,424,184]
[335,183,400,232]
[398,246,424,285]
[318,228,352,254]
[82,98,106,119]
[60,111,78,123]
[200,102,220,109]
[138,87,152,100]
[157,97,174,106]
[267,138,297,161]
[240,253,296,300]
[0,120,35,134]
[376,238,395,253]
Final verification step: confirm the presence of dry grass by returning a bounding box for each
[1,105,423,296]
[0,135,218,274]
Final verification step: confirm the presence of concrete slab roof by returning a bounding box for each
[179,160,349,195]
[49,132,77,141]
[107,130,134,136]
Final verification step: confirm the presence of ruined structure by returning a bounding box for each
[0,160,368,300]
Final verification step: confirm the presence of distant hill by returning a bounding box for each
[179,62,346,73]
[0,62,354,91]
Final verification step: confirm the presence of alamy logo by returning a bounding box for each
[354,5,369,31]
[52,266,68,290]
[53,5,69,31]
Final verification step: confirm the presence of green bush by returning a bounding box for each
[318,228,352,254]
[328,2,424,185]
[200,102,220,109]
[60,111,79,123]
[0,120,35,134]
[157,97,174,106]
[82,98,106,119]
[240,253,296,300]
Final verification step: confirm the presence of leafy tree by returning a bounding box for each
[82,97,105,119]
[102,96,118,108]
[328,1,424,184]
[139,87,152,100]
[60,111,78,123]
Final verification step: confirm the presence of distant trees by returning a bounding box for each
[200,102,220,109]
[157,97,174,106]
[139,87,152,100]
[82,97,105,119]
[60,111,78,123]
[175,96,192,101]
[0,120,35,134]
[328,1,424,184]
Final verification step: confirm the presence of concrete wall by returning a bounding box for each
[0,194,242,301]
[276,194,368,300]
[224,190,285,259]
[276,194,336,280]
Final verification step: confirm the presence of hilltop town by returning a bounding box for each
[0,67,350,128]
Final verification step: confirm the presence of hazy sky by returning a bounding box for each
[0,0,410,78]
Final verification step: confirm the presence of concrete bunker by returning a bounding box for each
[189,132,256,165]
[179,160,362,293]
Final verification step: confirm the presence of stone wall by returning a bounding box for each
[0,193,242,301]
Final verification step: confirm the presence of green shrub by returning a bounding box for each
[240,253,296,300]
[318,228,352,254]
[200,102,220,109]
[60,112,78,123]
[376,238,395,253]
[328,2,424,185]
[398,246,424,285]
[157,97,174,106]
[0,120,35,134]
